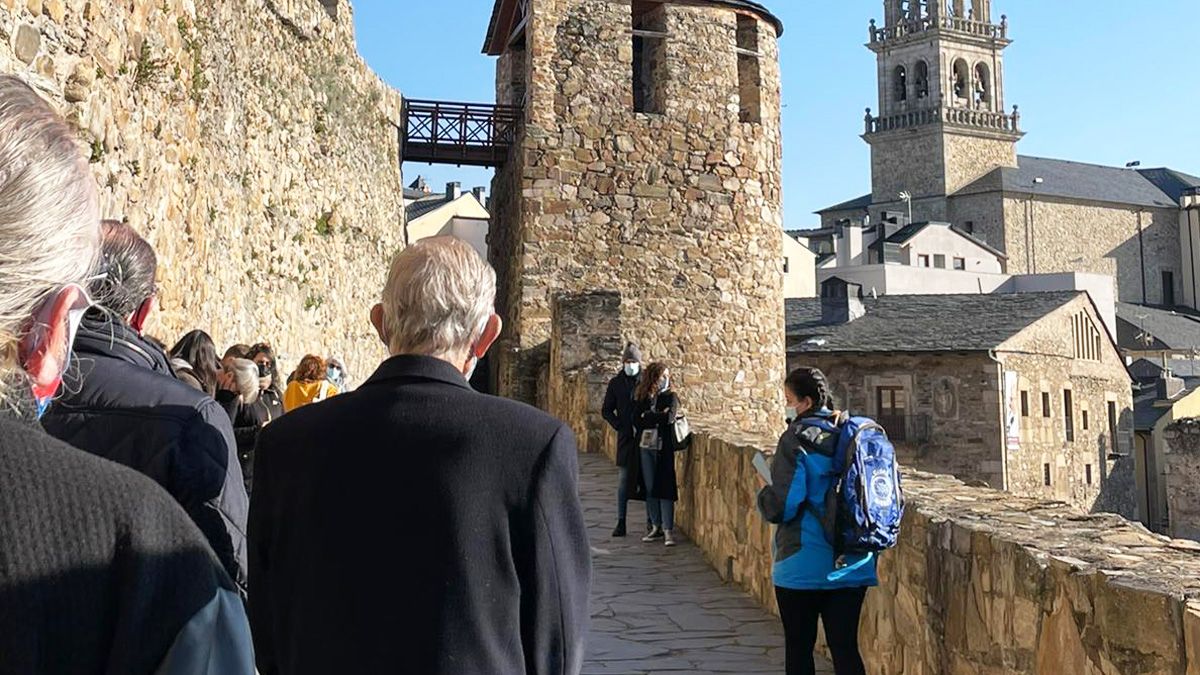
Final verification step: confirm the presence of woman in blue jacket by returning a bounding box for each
[757,367,876,675]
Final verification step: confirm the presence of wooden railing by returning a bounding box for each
[401,99,522,167]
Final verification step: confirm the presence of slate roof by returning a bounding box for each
[816,193,873,215]
[1115,303,1200,351]
[955,156,1188,209]
[1134,378,1200,432]
[1137,168,1200,203]
[1129,357,1200,383]
[786,291,1081,354]
[403,188,428,200]
[405,194,456,222]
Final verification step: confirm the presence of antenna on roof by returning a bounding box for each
[871,287,878,299]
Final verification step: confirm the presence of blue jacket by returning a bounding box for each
[757,414,878,590]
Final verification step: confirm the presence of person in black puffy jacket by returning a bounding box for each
[41,221,249,590]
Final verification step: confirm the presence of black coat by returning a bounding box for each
[0,410,253,674]
[248,355,591,675]
[217,387,283,494]
[601,371,640,467]
[630,391,680,502]
[41,316,249,589]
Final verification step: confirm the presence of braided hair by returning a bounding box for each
[784,367,833,411]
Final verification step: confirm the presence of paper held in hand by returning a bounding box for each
[753,452,772,485]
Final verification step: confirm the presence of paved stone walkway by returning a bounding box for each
[579,453,834,674]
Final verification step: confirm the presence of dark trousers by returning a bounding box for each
[775,586,868,675]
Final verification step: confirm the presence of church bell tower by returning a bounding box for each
[864,0,1023,218]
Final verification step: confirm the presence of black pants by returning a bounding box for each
[775,586,867,675]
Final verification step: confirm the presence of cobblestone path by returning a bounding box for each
[579,453,834,674]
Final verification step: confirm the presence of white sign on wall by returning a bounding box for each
[1004,371,1021,452]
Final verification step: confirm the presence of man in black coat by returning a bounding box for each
[41,222,248,589]
[249,237,591,675]
[601,342,646,537]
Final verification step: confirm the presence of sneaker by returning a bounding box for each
[642,526,665,542]
[645,522,655,536]
[611,520,627,538]
[664,530,676,547]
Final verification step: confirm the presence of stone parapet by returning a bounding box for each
[1165,420,1200,542]
[674,426,1200,674]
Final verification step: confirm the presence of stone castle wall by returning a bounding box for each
[1165,420,1200,542]
[0,0,404,378]
[491,0,786,434]
[659,427,1200,675]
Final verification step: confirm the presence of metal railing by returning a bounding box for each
[877,414,932,444]
[401,99,522,168]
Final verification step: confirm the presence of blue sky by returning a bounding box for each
[354,1,1198,227]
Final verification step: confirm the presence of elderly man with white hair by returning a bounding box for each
[0,75,253,673]
[248,236,592,675]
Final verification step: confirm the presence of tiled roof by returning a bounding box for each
[1115,303,1200,351]
[880,221,1007,260]
[787,291,1081,354]
[956,156,1187,209]
[1129,357,1200,383]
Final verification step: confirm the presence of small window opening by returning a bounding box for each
[737,15,762,123]
[632,2,667,114]
[917,254,931,267]
[1086,464,1094,486]
[933,254,946,269]
[1082,409,1090,430]
[974,62,991,107]
[894,65,908,103]
[1041,392,1051,418]
[953,257,966,270]
[1043,463,1052,487]
[1020,390,1029,417]
[1063,390,1074,442]
[953,59,970,101]
[914,61,930,99]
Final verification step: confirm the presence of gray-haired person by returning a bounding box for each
[249,236,592,675]
[0,74,252,674]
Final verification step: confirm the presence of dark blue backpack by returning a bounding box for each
[799,414,904,556]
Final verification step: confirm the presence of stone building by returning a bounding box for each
[404,181,490,260]
[1164,419,1200,542]
[484,0,787,432]
[0,0,404,377]
[787,278,1135,516]
[1131,360,1200,533]
[815,0,1200,311]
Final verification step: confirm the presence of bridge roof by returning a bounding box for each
[484,0,784,56]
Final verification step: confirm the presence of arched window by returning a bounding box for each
[952,59,970,101]
[974,62,992,107]
[894,65,908,102]
[914,61,930,99]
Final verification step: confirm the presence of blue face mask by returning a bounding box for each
[327,366,341,382]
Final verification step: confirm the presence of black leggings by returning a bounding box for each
[775,586,867,675]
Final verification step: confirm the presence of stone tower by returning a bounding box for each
[865,0,1022,220]
[484,0,786,433]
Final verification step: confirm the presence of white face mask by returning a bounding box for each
[624,363,640,377]
[786,406,799,421]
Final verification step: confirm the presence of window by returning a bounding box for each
[963,221,975,234]
[1082,408,1090,431]
[893,65,908,103]
[933,254,947,269]
[914,60,929,99]
[953,257,966,270]
[953,59,970,100]
[917,254,931,268]
[783,257,790,274]
[632,2,667,114]
[1085,464,1094,486]
[1020,390,1030,417]
[1063,390,1074,442]
[1043,463,1052,487]
[1071,311,1102,361]
[1041,392,1051,418]
[1163,270,1176,307]
[876,386,908,442]
[1107,401,1120,455]
[736,15,762,123]
[973,62,992,107]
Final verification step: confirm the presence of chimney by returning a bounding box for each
[472,186,486,205]
[1157,370,1186,401]
[446,182,461,200]
[820,277,865,325]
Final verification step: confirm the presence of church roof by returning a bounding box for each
[787,291,1082,354]
[956,156,1190,209]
